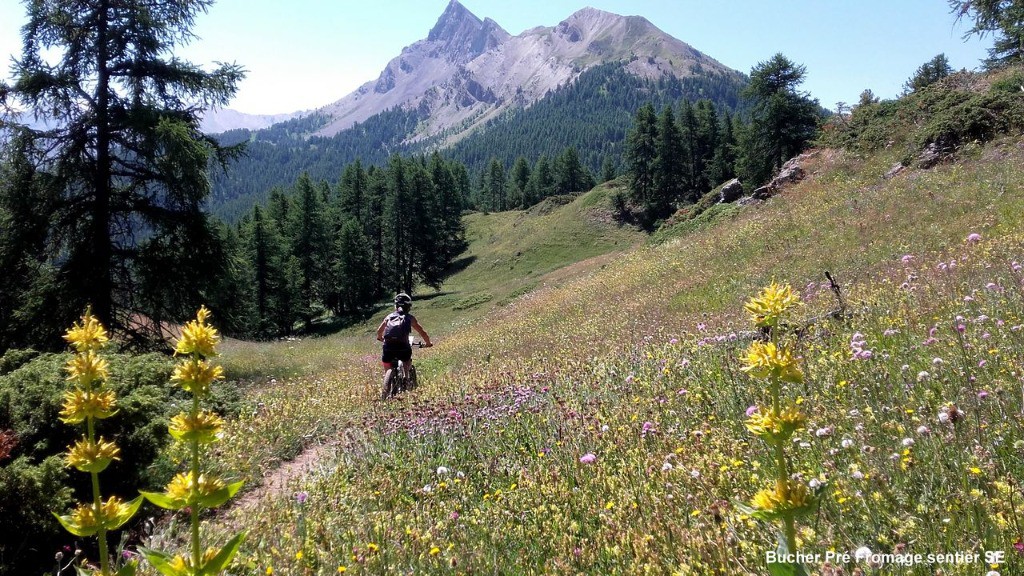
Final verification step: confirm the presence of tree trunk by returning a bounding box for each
[92,0,114,327]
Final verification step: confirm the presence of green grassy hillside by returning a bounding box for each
[186,130,1024,575]
[143,65,1024,573]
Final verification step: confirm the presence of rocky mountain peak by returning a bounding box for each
[428,0,509,59]
[558,6,655,43]
[315,2,740,140]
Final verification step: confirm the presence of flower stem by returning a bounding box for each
[88,417,110,575]
[190,391,201,572]
[784,513,798,555]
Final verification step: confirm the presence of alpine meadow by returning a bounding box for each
[2,1,1024,575]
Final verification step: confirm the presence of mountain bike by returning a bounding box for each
[381,341,429,400]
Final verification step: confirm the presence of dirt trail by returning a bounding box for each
[230,440,338,511]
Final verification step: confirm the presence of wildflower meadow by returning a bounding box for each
[144,143,1024,575]
[19,142,1024,575]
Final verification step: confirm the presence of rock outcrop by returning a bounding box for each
[751,152,816,199]
[719,178,743,203]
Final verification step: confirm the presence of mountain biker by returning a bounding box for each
[376,293,432,386]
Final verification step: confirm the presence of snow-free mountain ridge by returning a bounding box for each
[314,1,740,143]
[207,2,743,141]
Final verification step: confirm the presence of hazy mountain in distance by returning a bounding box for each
[200,108,309,134]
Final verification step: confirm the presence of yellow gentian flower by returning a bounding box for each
[66,436,121,473]
[745,406,807,443]
[65,351,109,387]
[175,306,220,357]
[60,388,117,423]
[741,341,803,383]
[165,472,226,506]
[64,496,136,535]
[63,312,109,352]
[744,282,800,328]
[169,410,225,444]
[750,479,813,517]
[171,358,224,396]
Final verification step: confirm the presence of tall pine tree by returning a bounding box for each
[0,0,244,345]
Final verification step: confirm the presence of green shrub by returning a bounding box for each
[817,67,1024,156]
[0,347,41,376]
[0,350,176,576]
[0,455,72,575]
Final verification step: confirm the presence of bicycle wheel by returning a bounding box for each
[409,365,418,390]
[381,368,397,400]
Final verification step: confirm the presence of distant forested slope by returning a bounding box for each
[207,63,748,222]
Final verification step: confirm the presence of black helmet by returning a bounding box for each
[394,293,412,309]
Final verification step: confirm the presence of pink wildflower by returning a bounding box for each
[579,453,597,464]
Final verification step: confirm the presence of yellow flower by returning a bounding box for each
[60,388,117,423]
[65,496,136,535]
[367,543,379,553]
[67,502,102,536]
[66,436,120,473]
[171,358,224,396]
[750,479,814,518]
[169,410,225,444]
[745,406,807,443]
[65,351,109,387]
[165,472,226,506]
[744,282,800,328]
[165,548,220,574]
[175,306,220,358]
[741,341,803,383]
[429,546,440,556]
[63,312,109,352]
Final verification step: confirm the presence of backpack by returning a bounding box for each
[383,312,412,342]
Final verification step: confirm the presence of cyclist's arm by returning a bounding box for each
[376,320,387,342]
[411,318,432,347]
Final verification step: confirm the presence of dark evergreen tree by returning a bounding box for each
[600,155,617,183]
[383,155,413,292]
[267,187,292,238]
[510,156,532,208]
[288,173,330,329]
[483,158,508,211]
[707,111,738,187]
[242,206,288,336]
[737,53,821,190]
[654,106,686,212]
[693,100,721,193]
[204,221,256,336]
[0,0,244,345]
[430,153,468,264]
[525,154,556,205]
[554,146,595,195]
[0,134,63,350]
[330,218,375,316]
[338,159,368,221]
[625,103,659,209]
[951,0,1024,68]
[677,99,699,193]
[364,167,388,295]
[904,53,954,92]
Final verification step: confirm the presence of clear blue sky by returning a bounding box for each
[0,0,992,115]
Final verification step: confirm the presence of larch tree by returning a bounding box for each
[0,0,244,346]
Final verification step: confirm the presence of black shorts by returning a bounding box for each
[381,344,412,365]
